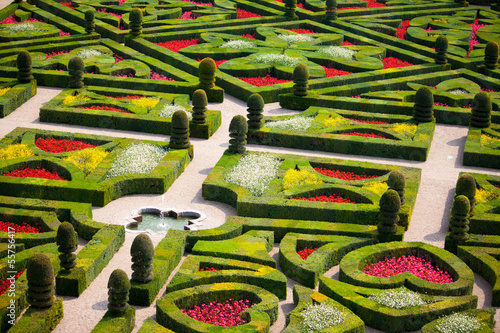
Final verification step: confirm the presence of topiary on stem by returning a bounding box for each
[456,173,476,217]
[107,269,130,315]
[247,93,265,129]
[435,35,448,65]
[449,195,470,241]
[56,222,77,271]
[470,92,492,128]
[324,0,337,21]
[27,253,55,308]
[413,86,434,122]
[387,170,406,205]
[293,64,309,97]
[283,0,298,20]
[85,9,95,34]
[192,89,208,124]
[131,233,154,283]
[68,56,84,89]
[129,8,143,37]
[170,110,190,149]
[198,58,216,90]
[229,115,248,154]
[377,189,401,234]
[484,41,499,69]
[17,50,33,83]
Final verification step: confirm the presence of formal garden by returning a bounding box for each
[0,0,500,331]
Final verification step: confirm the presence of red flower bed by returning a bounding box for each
[237,75,291,86]
[60,2,75,9]
[237,8,262,19]
[199,267,221,271]
[348,118,389,125]
[495,184,500,190]
[396,20,410,39]
[382,57,414,69]
[341,40,355,46]
[45,51,70,59]
[364,255,454,284]
[0,221,43,233]
[322,66,352,77]
[77,105,130,113]
[238,33,256,39]
[36,137,97,153]
[0,269,24,297]
[156,38,200,52]
[293,194,356,203]
[338,0,385,10]
[181,298,255,326]
[151,71,175,81]
[314,168,378,181]
[298,247,318,260]
[287,28,315,34]
[340,132,388,139]
[3,167,68,181]
[1,15,16,24]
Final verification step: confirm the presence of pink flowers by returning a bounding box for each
[364,255,454,284]
[287,28,315,34]
[151,71,175,81]
[181,298,255,326]
[293,194,356,203]
[183,0,213,5]
[46,50,70,59]
[3,167,68,181]
[237,75,291,86]
[314,168,378,180]
[179,12,195,20]
[298,247,318,260]
[156,38,200,52]
[382,57,414,69]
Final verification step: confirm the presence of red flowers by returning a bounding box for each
[236,8,262,19]
[382,57,414,69]
[287,28,315,34]
[495,185,500,190]
[322,66,352,77]
[3,167,68,181]
[238,34,256,39]
[199,267,220,271]
[60,2,74,9]
[364,255,454,284]
[35,137,97,153]
[338,0,385,10]
[0,221,43,233]
[151,71,175,81]
[293,194,356,203]
[156,38,200,52]
[340,132,388,139]
[298,247,318,260]
[396,20,410,39]
[76,105,131,113]
[314,168,378,181]
[237,75,291,86]
[181,298,255,326]
[348,118,389,125]
[0,269,24,296]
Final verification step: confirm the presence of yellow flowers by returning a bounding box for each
[323,116,350,128]
[64,148,108,175]
[283,169,323,190]
[62,94,90,105]
[0,144,34,160]
[131,98,160,111]
[390,123,417,136]
[362,181,388,195]
[481,134,500,146]
[476,188,498,204]
[0,87,11,97]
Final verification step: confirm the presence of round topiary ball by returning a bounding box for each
[192,89,208,124]
[68,56,85,88]
[17,50,33,83]
[131,233,154,283]
[472,91,492,112]
[436,35,448,50]
[456,173,476,198]
[413,86,434,122]
[387,170,405,189]
[379,189,401,213]
[470,92,492,128]
[198,58,217,89]
[107,269,130,314]
[247,93,265,129]
[484,41,499,69]
[452,195,470,215]
[108,269,130,292]
[229,114,248,154]
[192,89,208,108]
[85,9,95,34]
[172,109,189,129]
[56,222,77,249]
[27,253,55,308]
[170,110,190,149]
[247,93,265,111]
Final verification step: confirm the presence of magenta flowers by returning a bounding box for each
[181,298,255,326]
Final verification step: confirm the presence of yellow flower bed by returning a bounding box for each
[283,169,323,190]
[0,87,11,97]
[0,144,34,160]
[389,123,417,136]
[481,134,500,146]
[64,148,108,175]
[323,116,350,128]
[476,188,498,204]
[63,94,90,105]
[362,181,388,195]
[131,98,160,111]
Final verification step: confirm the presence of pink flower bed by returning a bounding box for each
[183,0,213,5]
[181,299,255,326]
[298,247,318,260]
[156,38,200,52]
[237,75,291,86]
[364,255,454,284]
[199,267,221,271]
[46,50,70,59]
[341,40,355,46]
[179,11,195,20]
[287,28,315,34]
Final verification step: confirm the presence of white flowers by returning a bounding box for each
[277,34,314,46]
[220,40,256,49]
[318,46,357,59]
[300,302,346,333]
[159,104,192,120]
[225,153,281,196]
[7,23,39,33]
[105,143,168,179]
[77,49,103,60]
[434,313,480,333]
[253,53,300,67]
[368,287,428,309]
[265,117,314,131]
[448,89,469,95]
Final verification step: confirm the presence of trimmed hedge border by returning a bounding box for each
[421,308,496,333]
[137,317,174,333]
[463,124,500,170]
[90,307,135,333]
[0,79,36,118]
[8,297,63,333]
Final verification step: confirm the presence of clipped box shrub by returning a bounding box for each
[0,79,36,118]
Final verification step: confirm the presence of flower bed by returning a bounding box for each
[314,168,378,181]
[0,269,24,296]
[297,247,317,260]
[0,221,43,233]
[237,75,291,86]
[3,167,68,181]
[181,298,255,326]
[35,137,98,153]
[293,194,356,204]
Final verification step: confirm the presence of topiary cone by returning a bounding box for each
[435,35,448,65]
[17,50,33,83]
[229,115,248,154]
[413,86,434,122]
[131,233,154,283]
[68,56,84,89]
[449,195,470,241]
[377,189,401,234]
[283,0,298,20]
[192,89,208,124]
[85,9,95,34]
[129,8,143,36]
[484,41,499,69]
[27,253,55,308]
[170,110,190,149]
[198,58,216,89]
[456,173,476,217]
[325,0,337,20]
[247,93,265,129]
[107,269,130,315]
[56,222,77,271]
[470,92,492,128]
[387,170,406,205]
[293,64,309,97]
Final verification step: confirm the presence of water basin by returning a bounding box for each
[126,207,205,234]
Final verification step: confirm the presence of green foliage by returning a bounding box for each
[283,0,298,20]
[229,115,248,154]
[56,222,77,270]
[131,234,154,283]
[85,9,95,34]
[456,174,476,216]
[17,50,33,83]
[68,57,84,89]
[378,189,401,234]
[170,110,190,149]
[293,64,309,97]
[27,253,55,308]
[108,269,131,315]
[325,0,337,20]
[435,36,448,65]
[388,170,406,205]
[247,93,265,129]
[449,195,470,241]
[484,41,498,69]
[129,8,143,36]
[198,58,216,89]
[192,89,207,124]
[470,92,492,128]
[413,87,434,123]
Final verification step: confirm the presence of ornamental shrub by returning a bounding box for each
[470,92,492,128]
[68,57,84,89]
[377,189,401,234]
[387,170,406,205]
[57,222,77,270]
[293,64,309,97]
[435,35,448,65]
[413,87,434,122]
[17,50,33,83]
[283,0,298,20]
[325,0,337,21]
[228,115,248,154]
[484,41,499,69]
[192,89,207,124]
[27,253,55,308]
[456,174,476,216]
[282,168,323,189]
[198,58,216,89]
[247,93,265,129]
[85,9,95,34]
[129,8,143,36]
[170,110,190,149]
[131,233,154,283]
[108,269,131,315]
[449,195,470,241]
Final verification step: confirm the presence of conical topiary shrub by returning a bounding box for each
[293,64,309,97]
[456,173,476,217]
[129,8,143,36]
[324,0,337,21]
[131,233,154,283]
[198,58,216,90]
[56,222,77,271]
[484,41,499,69]
[413,86,434,122]
[247,93,265,129]
[85,9,95,34]
[68,56,84,89]
[377,189,401,234]
[27,253,55,308]
[107,269,130,315]
[192,89,207,124]
[170,110,190,149]
[283,0,298,20]
[17,50,33,83]
[387,170,406,205]
[470,92,492,128]
[435,35,448,65]
[229,115,248,154]
[449,195,470,241]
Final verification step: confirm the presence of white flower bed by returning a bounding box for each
[265,117,314,131]
[300,302,346,333]
[77,49,103,60]
[368,287,428,309]
[448,89,469,95]
[8,23,39,33]
[435,313,480,333]
[220,40,256,49]
[253,53,300,67]
[159,104,192,120]
[318,46,357,59]
[277,34,314,46]
[105,143,168,179]
[225,153,281,196]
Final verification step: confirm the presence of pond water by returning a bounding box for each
[127,213,191,232]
